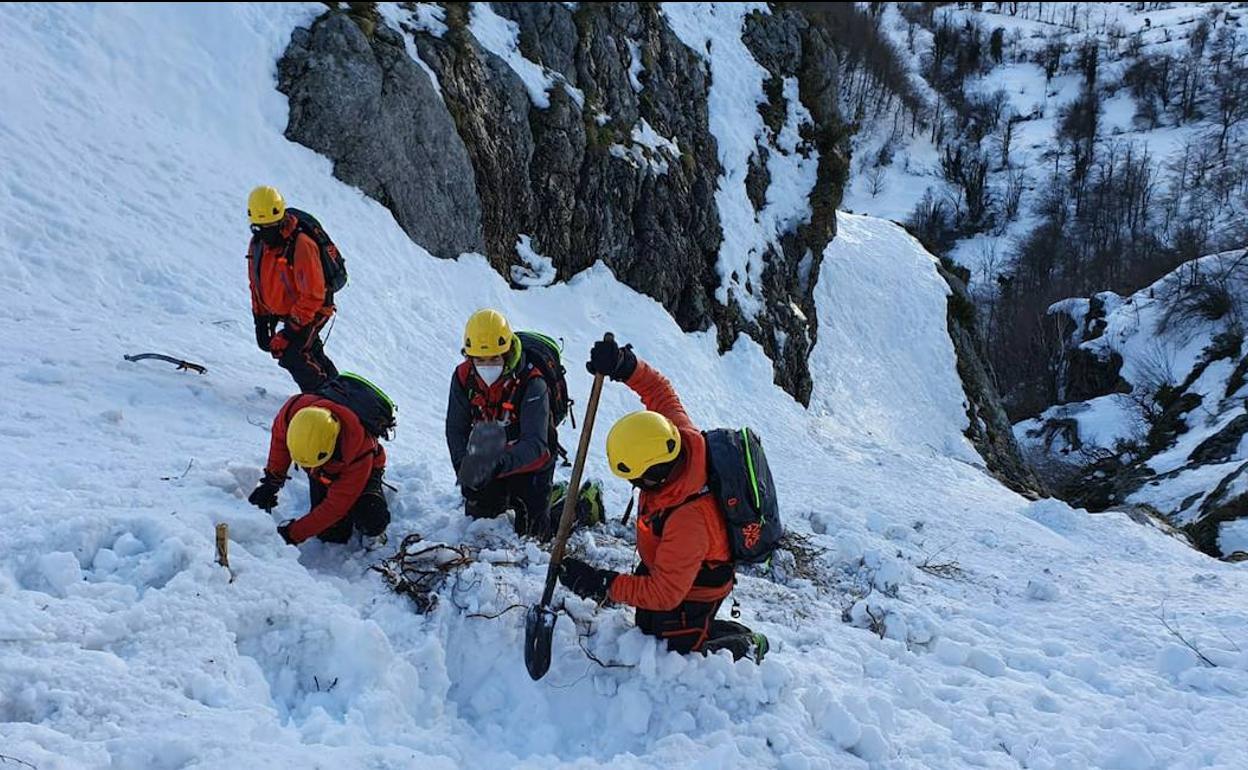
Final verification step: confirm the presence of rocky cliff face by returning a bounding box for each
[278,10,484,260]
[1015,251,1248,558]
[940,263,1044,497]
[277,2,848,403]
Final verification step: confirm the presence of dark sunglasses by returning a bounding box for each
[250,223,282,235]
[629,458,676,490]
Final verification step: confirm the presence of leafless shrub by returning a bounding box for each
[1156,261,1242,335]
[865,164,888,198]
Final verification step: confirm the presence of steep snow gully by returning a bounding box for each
[1,4,1247,770]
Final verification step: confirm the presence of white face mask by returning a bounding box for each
[476,364,504,386]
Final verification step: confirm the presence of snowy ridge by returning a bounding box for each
[2,4,1248,769]
[1017,248,1248,555]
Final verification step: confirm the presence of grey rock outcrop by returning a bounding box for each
[277,14,483,259]
[939,263,1044,496]
[276,3,851,404]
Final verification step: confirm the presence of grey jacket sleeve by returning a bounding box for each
[446,372,473,473]
[496,376,551,476]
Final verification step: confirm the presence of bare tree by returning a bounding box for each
[1004,167,1028,222]
[1213,59,1248,156]
[865,164,888,198]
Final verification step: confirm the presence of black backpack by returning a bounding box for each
[284,207,348,298]
[316,372,396,439]
[517,331,572,428]
[703,427,783,564]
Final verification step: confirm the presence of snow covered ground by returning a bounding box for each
[2,4,1248,769]
[843,1,1246,295]
[1017,249,1248,554]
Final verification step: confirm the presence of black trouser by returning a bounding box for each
[636,597,725,654]
[308,468,389,543]
[463,464,554,540]
[636,599,757,659]
[280,315,338,393]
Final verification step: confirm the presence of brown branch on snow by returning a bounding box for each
[917,541,966,580]
[1160,601,1217,668]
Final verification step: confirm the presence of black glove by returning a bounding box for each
[276,519,297,545]
[586,336,637,381]
[254,315,277,351]
[458,421,507,491]
[247,472,283,511]
[458,453,502,492]
[558,557,618,602]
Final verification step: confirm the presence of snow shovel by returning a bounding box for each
[524,338,610,681]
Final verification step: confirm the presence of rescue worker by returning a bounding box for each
[246,185,338,392]
[557,336,767,661]
[446,309,555,540]
[248,393,389,546]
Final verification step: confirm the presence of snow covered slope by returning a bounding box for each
[844,1,1247,292]
[1017,248,1248,557]
[2,4,1248,769]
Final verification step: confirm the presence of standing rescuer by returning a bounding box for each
[558,337,768,661]
[245,185,339,392]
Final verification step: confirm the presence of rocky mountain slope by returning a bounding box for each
[1017,248,1248,558]
[277,2,846,403]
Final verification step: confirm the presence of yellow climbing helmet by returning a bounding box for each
[462,308,515,358]
[286,406,340,468]
[606,410,681,480]
[248,185,286,226]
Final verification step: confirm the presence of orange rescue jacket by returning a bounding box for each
[607,361,733,611]
[247,214,332,327]
[265,394,386,543]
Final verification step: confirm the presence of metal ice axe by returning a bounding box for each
[524,334,610,681]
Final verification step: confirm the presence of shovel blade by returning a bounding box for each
[524,604,558,680]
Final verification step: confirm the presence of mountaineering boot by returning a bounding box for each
[577,480,604,527]
[702,620,769,663]
[548,480,569,512]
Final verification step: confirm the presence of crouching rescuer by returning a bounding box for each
[248,373,396,546]
[558,337,781,662]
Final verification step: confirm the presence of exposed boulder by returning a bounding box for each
[277,13,483,259]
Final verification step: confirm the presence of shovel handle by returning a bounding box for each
[539,334,612,606]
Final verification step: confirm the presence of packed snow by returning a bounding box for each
[468,3,557,108]
[510,235,557,288]
[378,3,447,98]
[609,119,682,175]
[468,3,584,110]
[2,4,1248,769]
